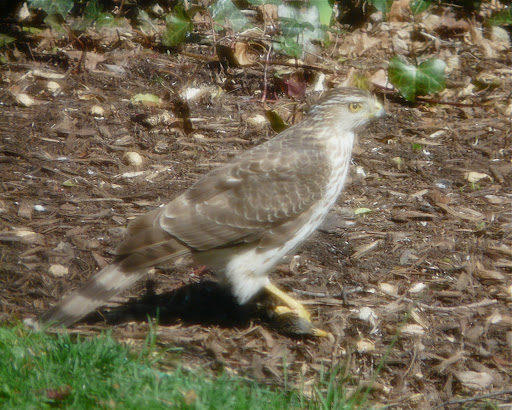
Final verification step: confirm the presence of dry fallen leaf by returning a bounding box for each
[123,151,143,168]
[233,42,258,66]
[456,371,494,390]
[90,105,105,118]
[356,338,375,353]
[465,171,491,183]
[16,93,36,107]
[357,306,378,324]
[49,264,69,277]
[247,114,267,127]
[409,283,426,293]
[14,229,46,245]
[401,324,425,336]
[379,282,398,297]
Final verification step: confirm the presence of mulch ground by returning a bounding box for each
[1,5,512,408]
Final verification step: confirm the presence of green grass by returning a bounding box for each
[0,323,356,409]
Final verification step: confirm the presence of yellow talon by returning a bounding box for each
[265,283,312,320]
[265,283,330,337]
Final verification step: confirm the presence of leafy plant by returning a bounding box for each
[274,1,333,58]
[388,56,446,101]
[367,0,393,14]
[163,6,193,46]
[273,35,303,58]
[28,0,74,19]
[310,0,335,26]
[367,0,432,17]
[410,0,432,14]
[28,0,119,31]
[0,34,16,47]
[209,0,249,32]
[411,143,423,152]
[74,0,117,30]
[280,17,315,37]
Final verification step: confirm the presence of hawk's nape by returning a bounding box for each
[33,87,385,335]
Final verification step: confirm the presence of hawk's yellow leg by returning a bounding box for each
[265,283,330,337]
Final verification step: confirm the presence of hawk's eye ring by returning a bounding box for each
[348,103,363,112]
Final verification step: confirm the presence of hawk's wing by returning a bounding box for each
[121,133,331,254]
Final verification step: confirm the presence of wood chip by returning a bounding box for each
[352,239,383,259]
[18,200,34,220]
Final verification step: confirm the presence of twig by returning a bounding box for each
[261,43,272,103]
[415,96,480,107]
[291,286,365,299]
[372,85,482,107]
[402,342,419,380]
[293,285,497,313]
[378,288,498,312]
[292,288,343,298]
[432,388,512,409]
[178,50,334,74]
[267,59,334,73]
[418,298,497,312]
[179,51,219,62]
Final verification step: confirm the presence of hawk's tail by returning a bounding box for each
[35,263,148,329]
[35,228,192,329]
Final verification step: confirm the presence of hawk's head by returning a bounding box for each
[308,87,386,130]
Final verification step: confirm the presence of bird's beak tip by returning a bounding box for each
[374,102,386,118]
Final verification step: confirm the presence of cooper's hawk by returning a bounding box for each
[35,87,385,335]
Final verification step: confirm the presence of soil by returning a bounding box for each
[1,9,512,408]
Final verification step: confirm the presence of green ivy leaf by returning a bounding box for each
[280,17,315,37]
[0,34,16,47]
[72,0,116,31]
[272,36,303,58]
[265,110,289,133]
[310,0,334,26]
[43,14,67,34]
[28,0,73,18]
[367,0,392,14]
[209,0,248,33]
[83,0,101,21]
[22,26,43,34]
[163,6,193,46]
[410,0,432,14]
[388,56,446,102]
[95,13,119,28]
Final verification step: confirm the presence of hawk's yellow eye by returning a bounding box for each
[348,103,363,112]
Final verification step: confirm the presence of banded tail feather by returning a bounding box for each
[35,219,191,329]
[36,264,147,329]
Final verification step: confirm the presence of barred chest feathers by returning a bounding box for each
[303,130,356,238]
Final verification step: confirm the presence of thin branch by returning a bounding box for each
[432,389,512,409]
[378,288,498,312]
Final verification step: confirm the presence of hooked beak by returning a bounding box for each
[373,101,386,118]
